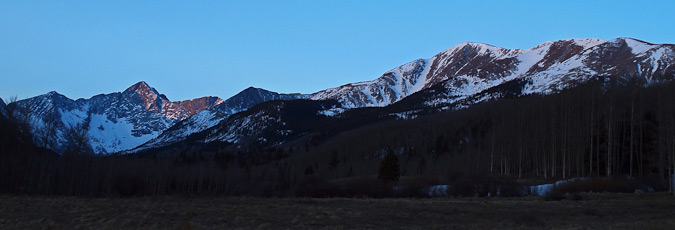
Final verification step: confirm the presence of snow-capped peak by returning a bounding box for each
[125,81,160,96]
[12,81,225,154]
[123,81,168,111]
[311,38,675,109]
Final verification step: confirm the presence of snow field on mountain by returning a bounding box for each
[87,114,161,153]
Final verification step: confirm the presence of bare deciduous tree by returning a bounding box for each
[64,121,90,156]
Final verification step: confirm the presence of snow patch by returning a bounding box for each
[87,114,160,154]
[391,111,418,120]
[525,178,585,196]
[318,107,346,117]
[425,185,450,197]
[623,38,654,54]
[568,38,607,50]
[515,42,552,75]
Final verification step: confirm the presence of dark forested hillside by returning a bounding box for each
[2,77,675,196]
[0,112,59,194]
[304,77,675,182]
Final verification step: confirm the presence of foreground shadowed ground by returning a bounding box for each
[1,193,674,229]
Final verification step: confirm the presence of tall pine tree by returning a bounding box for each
[378,150,400,184]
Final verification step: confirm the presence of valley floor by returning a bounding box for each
[1,193,674,229]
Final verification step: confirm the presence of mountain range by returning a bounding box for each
[5,82,305,154]
[3,37,674,155]
[145,37,675,153]
[312,38,673,108]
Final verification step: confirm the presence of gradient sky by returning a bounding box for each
[1,0,674,102]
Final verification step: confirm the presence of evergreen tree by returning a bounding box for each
[378,150,400,183]
[304,166,314,176]
[329,151,340,169]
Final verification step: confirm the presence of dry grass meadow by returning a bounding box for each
[1,193,675,229]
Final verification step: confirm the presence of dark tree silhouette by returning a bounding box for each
[378,149,400,184]
[64,122,90,156]
[329,151,340,169]
[304,166,314,176]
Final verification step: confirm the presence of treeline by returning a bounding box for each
[305,78,675,188]
[0,137,300,197]
[1,77,675,197]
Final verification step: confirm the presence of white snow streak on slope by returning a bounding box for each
[397,59,425,93]
[359,87,382,107]
[59,108,87,127]
[522,46,599,95]
[87,114,160,153]
[624,38,654,54]
[515,42,552,74]
[311,59,432,108]
[648,47,668,74]
[416,57,436,90]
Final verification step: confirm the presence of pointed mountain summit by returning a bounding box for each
[122,81,169,112]
[120,81,223,120]
[11,81,225,154]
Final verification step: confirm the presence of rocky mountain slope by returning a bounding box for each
[312,38,674,110]
[131,87,308,152]
[174,38,675,151]
[11,81,223,154]
[9,81,307,154]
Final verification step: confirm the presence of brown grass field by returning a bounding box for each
[1,193,675,229]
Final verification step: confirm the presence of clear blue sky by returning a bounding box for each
[1,0,674,101]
